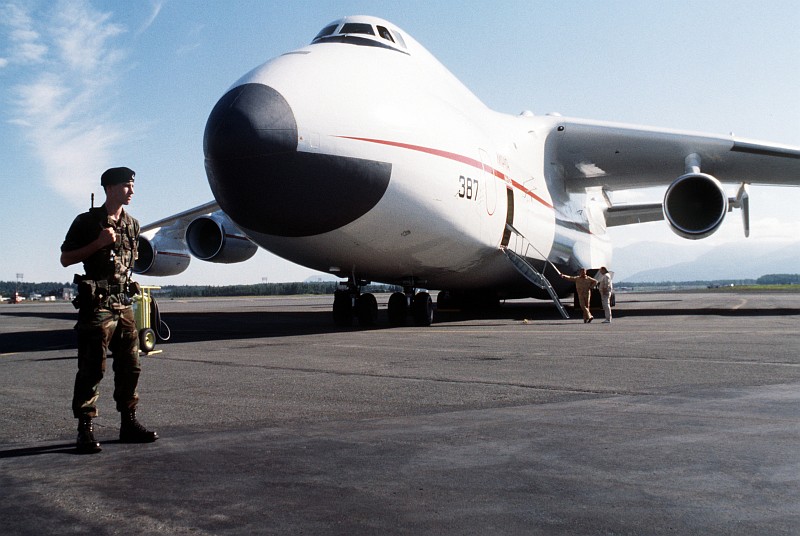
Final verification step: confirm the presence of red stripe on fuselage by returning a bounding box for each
[336,136,554,210]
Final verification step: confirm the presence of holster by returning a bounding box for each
[71,275,108,310]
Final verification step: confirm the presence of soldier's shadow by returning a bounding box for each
[0,443,80,458]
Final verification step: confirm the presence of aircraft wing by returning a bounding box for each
[547,118,800,233]
[136,200,259,276]
[550,118,800,191]
[141,200,220,235]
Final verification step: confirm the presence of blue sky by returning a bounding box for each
[1,0,798,285]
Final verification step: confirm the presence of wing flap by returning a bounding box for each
[605,203,664,227]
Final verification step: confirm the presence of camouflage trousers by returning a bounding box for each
[72,303,141,418]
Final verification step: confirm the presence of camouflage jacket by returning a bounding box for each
[62,206,139,285]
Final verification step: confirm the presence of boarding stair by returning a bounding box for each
[500,224,569,319]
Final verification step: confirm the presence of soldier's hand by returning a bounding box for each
[97,227,117,247]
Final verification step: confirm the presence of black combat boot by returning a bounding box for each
[119,409,158,443]
[76,415,102,454]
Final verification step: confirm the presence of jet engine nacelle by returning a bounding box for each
[663,173,727,240]
[134,231,191,276]
[185,212,258,263]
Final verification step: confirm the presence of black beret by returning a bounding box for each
[101,167,135,186]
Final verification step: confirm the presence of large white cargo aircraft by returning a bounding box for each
[136,15,800,326]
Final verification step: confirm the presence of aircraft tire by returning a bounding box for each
[387,292,408,326]
[412,292,434,326]
[332,291,353,327]
[356,293,378,326]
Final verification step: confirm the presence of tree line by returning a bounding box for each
[1,276,797,300]
[616,274,800,287]
[0,281,70,298]
[158,282,401,298]
[0,280,399,299]
[755,274,800,285]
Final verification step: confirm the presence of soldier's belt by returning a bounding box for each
[74,281,123,294]
[73,275,133,297]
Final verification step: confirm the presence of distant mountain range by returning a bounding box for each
[612,240,800,282]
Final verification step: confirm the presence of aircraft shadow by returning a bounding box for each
[1,311,76,321]
[2,302,796,353]
[0,329,75,354]
[0,311,78,353]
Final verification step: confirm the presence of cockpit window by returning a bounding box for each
[311,20,409,53]
[392,31,407,49]
[377,26,394,43]
[340,23,375,36]
[313,24,338,41]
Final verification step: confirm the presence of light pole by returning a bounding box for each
[16,273,23,303]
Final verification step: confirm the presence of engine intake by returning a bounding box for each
[134,232,191,276]
[663,173,727,240]
[185,212,258,263]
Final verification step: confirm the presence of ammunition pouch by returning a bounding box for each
[72,275,123,309]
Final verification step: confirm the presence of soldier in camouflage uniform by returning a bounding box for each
[61,167,158,454]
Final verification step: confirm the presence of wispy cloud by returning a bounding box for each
[137,0,163,36]
[2,3,48,64]
[2,1,128,207]
[176,20,204,56]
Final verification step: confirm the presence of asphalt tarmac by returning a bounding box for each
[1,291,799,535]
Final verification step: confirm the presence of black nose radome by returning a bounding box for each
[204,84,297,161]
[203,83,391,237]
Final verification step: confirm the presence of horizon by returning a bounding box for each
[3,273,799,294]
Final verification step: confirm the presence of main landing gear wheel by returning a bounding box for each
[356,293,378,326]
[389,290,434,326]
[332,290,354,327]
[331,277,435,327]
[332,283,378,327]
[387,292,409,326]
[411,292,434,326]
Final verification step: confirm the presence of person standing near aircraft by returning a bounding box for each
[596,267,613,323]
[560,269,598,323]
[60,167,158,454]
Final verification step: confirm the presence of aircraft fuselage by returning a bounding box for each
[202,17,609,298]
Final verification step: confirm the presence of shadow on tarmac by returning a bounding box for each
[2,300,797,353]
[0,443,78,458]
[0,439,139,459]
[0,329,75,354]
